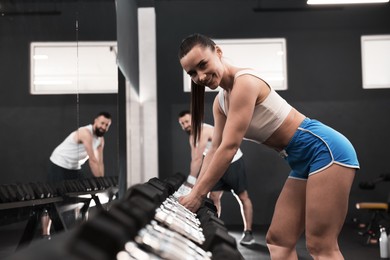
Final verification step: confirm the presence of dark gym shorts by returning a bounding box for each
[48,161,82,183]
[211,157,248,194]
[283,117,360,180]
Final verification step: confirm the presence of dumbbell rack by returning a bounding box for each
[7,173,244,260]
[0,176,118,249]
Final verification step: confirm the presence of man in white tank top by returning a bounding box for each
[178,110,255,245]
[49,112,111,178]
[42,112,112,239]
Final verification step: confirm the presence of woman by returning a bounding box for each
[177,33,359,260]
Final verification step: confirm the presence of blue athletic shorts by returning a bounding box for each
[282,118,360,180]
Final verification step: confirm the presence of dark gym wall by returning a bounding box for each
[155,1,390,225]
[0,1,118,184]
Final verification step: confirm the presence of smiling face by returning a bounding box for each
[93,115,111,137]
[178,113,192,135]
[180,44,224,90]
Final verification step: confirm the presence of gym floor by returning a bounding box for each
[228,223,380,260]
[0,221,381,259]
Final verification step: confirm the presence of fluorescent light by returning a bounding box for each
[308,0,389,4]
[33,54,48,60]
[34,79,73,85]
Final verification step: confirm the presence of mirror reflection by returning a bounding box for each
[0,0,118,248]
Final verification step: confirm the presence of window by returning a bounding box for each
[361,35,390,89]
[183,38,287,92]
[30,41,118,94]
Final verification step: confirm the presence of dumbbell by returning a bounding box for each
[164,172,187,192]
[20,183,35,200]
[147,177,173,198]
[99,177,111,189]
[124,183,166,204]
[69,210,136,260]
[0,185,11,202]
[211,242,245,260]
[197,208,224,229]
[104,176,115,187]
[79,178,92,192]
[8,184,25,201]
[28,182,45,199]
[125,194,160,222]
[110,176,119,186]
[86,178,99,191]
[108,200,151,234]
[92,177,105,190]
[202,221,237,252]
[39,182,53,198]
[72,180,86,193]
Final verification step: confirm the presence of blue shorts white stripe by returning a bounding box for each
[282,118,360,180]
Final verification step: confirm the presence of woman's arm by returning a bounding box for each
[179,76,262,212]
[195,77,260,196]
[196,96,226,183]
[188,125,213,181]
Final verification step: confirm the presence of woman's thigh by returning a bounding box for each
[305,164,355,242]
[267,178,306,245]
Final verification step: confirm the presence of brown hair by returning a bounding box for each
[178,33,216,145]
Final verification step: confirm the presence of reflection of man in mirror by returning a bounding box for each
[41,111,112,239]
[49,111,112,180]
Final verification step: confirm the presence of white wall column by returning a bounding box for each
[126,7,158,187]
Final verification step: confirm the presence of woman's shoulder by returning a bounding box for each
[233,69,271,103]
[234,69,262,79]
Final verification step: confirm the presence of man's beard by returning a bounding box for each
[94,128,106,137]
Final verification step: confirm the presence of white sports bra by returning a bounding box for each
[218,70,292,143]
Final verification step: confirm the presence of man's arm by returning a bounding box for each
[77,128,104,177]
[95,137,105,176]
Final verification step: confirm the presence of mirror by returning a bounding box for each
[0,0,118,185]
[0,0,119,243]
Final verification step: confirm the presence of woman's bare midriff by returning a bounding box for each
[262,108,306,151]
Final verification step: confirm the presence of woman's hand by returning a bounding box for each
[178,189,204,213]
